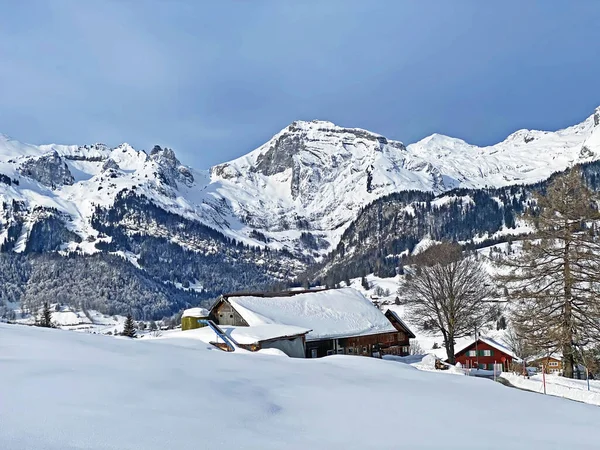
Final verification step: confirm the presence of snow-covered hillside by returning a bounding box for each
[1,107,599,257]
[2,322,600,450]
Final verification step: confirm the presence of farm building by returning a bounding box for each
[181,307,210,331]
[530,354,563,375]
[529,353,591,379]
[174,323,310,357]
[453,337,518,372]
[209,287,414,358]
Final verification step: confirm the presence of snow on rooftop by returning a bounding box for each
[163,324,310,346]
[226,287,396,341]
[455,336,518,360]
[182,307,209,318]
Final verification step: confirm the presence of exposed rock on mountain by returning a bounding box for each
[1,107,600,317]
[18,151,74,187]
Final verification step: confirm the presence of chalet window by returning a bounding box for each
[348,348,354,354]
[483,350,493,357]
[478,363,486,369]
[363,346,368,354]
[229,314,233,318]
[467,350,477,357]
[549,361,559,367]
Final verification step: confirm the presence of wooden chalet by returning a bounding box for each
[530,354,563,375]
[453,337,518,372]
[209,287,415,359]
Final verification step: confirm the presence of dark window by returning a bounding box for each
[229,314,233,318]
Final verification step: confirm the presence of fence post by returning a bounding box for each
[587,367,590,391]
[542,365,546,395]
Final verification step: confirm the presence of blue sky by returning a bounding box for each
[1,1,599,168]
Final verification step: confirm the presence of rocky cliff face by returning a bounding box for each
[18,151,74,188]
[150,145,194,188]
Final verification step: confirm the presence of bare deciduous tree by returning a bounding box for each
[409,340,425,355]
[498,169,600,378]
[400,243,495,364]
[503,325,539,374]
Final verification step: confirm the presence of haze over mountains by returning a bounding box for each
[1,106,600,318]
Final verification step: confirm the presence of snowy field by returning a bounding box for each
[2,323,600,450]
[502,372,600,406]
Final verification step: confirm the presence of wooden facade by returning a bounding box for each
[209,293,415,359]
[531,356,562,375]
[304,331,409,359]
[210,299,249,327]
[454,339,515,371]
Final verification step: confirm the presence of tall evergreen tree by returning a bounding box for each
[361,276,370,290]
[122,313,137,338]
[498,170,600,378]
[39,301,54,328]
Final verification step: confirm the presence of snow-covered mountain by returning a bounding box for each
[2,107,599,259]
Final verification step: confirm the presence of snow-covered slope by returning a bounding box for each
[3,322,600,450]
[1,108,599,257]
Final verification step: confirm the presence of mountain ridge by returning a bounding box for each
[1,106,600,318]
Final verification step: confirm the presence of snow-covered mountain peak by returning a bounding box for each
[2,106,600,259]
[413,133,474,152]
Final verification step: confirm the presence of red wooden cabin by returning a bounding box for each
[453,337,517,372]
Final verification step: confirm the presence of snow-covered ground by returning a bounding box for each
[2,323,600,449]
[502,373,600,406]
[7,304,135,335]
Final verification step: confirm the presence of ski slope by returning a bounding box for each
[1,323,600,449]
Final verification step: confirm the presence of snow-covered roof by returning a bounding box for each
[384,309,416,338]
[455,337,518,360]
[531,352,562,362]
[223,288,396,341]
[167,324,310,345]
[182,307,209,318]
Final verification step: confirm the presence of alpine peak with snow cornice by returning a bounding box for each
[1,108,600,260]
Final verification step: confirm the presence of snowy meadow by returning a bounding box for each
[2,323,600,450]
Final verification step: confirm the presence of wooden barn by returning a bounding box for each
[179,323,310,357]
[209,287,415,359]
[453,337,518,372]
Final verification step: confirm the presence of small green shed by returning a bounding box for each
[181,307,210,331]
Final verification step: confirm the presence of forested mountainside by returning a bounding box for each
[0,192,305,320]
[312,160,600,287]
[1,107,599,319]
[0,252,201,320]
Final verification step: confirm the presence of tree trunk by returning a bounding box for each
[563,238,575,378]
[444,332,455,364]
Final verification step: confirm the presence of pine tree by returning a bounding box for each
[361,276,370,291]
[122,313,136,338]
[498,170,600,378]
[38,302,54,328]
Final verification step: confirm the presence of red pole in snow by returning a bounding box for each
[587,367,590,391]
[542,364,546,395]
